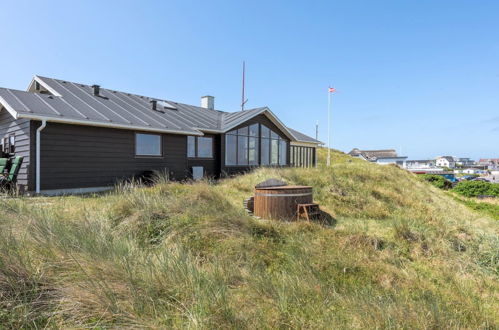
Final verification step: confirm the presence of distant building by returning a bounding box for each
[404,159,436,169]
[348,148,407,166]
[479,158,499,170]
[435,156,456,169]
[455,157,475,167]
[460,168,487,175]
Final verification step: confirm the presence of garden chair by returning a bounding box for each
[0,156,23,191]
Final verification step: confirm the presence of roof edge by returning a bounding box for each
[222,107,298,141]
[17,114,204,136]
[0,95,19,119]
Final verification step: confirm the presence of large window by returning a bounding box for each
[187,136,213,158]
[290,146,315,167]
[135,133,161,156]
[225,123,288,166]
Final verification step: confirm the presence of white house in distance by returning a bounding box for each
[348,148,407,166]
[404,159,436,170]
[435,156,456,169]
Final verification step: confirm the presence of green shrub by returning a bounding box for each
[420,174,452,190]
[453,181,499,197]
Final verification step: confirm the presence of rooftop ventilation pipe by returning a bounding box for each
[150,100,157,111]
[92,85,100,96]
[201,95,214,110]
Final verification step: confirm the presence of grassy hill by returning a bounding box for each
[1,149,498,328]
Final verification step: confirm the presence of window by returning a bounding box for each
[279,139,287,165]
[187,136,196,158]
[225,123,289,167]
[290,146,315,168]
[135,133,161,156]
[249,136,259,165]
[225,134,237,165]
[197,137,213,158]
[187,136,213,158]
[271,139,279,165]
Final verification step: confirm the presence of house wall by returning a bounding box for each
[33,121,192,191]
[186,133,221,179]
[220,114,291,176]
[0,108,33,191]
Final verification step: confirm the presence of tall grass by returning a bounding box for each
[0,149,497,328]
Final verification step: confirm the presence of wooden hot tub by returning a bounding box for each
[254,185,313,220]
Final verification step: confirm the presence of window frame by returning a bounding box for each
[187,136,214,159]
[135,133,162,158]
[224,123,289,167]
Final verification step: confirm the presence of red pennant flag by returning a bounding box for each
[328,87,336,93]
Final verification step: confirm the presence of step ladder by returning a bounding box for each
[296,203,321,221]
[243,196,254,215]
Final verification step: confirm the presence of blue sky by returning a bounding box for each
[0,0,497,159]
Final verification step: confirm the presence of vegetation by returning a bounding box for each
[0,148,497,328]
[453,180,499,198]
[419,174,453,190]
[452,195,499,221]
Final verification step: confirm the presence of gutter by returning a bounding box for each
[17,114,203,136]
[36,120,47,194]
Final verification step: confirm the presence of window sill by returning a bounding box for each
[135,155,164,159]
[187,157,214,160]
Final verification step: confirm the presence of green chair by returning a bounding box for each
[0,156,23,191]
[0,158,8,175]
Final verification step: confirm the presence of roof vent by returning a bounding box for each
[92,85,100,96]
[158,100,177,110]
[201,95,214,110]
[150,100,157,111]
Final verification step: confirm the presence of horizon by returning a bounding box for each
[0,1,497,160]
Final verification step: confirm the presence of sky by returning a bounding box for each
[0,0,498,160]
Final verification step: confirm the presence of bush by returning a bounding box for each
[453,180,499,197]
[420,174,452,190]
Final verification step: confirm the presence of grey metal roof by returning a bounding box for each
[286,127,322,144]
[0,75,321,144]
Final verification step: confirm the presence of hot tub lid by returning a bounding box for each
[256,185,312,190]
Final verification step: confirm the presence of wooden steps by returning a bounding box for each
[296,203,321,221]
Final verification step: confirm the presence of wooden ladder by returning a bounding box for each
[296,203,320,221]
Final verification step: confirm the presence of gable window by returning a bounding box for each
[135,133,161,156]
[187,136,213,158]
[225,123,287,166]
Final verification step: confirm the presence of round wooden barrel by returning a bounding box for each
[254,185,313,220]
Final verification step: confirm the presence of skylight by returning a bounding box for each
[157,100,177,110]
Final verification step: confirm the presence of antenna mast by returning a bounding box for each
[241,61,248,111]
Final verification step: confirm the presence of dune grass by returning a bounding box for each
[0,148,498,328]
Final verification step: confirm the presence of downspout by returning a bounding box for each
[36,120,47,194]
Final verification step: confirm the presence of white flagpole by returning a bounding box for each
[327,88,332,167]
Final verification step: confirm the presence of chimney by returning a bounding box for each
[92,84,100,96]
[201,95,214,110]
[150,100,157,111]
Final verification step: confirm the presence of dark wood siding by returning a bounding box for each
[34,122,190,190]
[186,133,220,179]
[220,114,291,176]
[0,109,32,191]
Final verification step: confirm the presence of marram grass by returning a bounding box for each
[0,149,497,329]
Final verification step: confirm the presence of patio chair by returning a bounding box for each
[0,156,23,191]
[0,158,8,175]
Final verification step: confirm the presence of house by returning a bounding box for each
[404,159,436,170]
[461,168,487,175]
[348,148,407,166]
[435,156,456,169]
[455,157,475,167]
[479,158,499,170]
[0,76,321,194]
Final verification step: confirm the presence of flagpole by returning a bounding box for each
[327,88,332,167]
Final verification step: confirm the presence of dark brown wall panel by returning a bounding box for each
[34,122,190,190]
